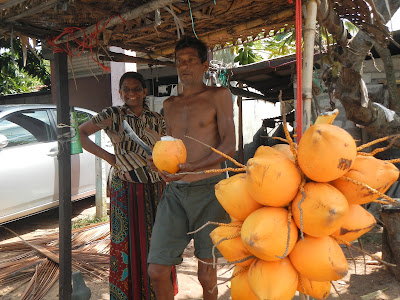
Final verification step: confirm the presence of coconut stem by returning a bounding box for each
[357,135,400,156]
[187,221,242,235]
[184,135,245,168]
[340,176,398,205]
[387,158,400,164]
[331,282,344,300]
[279,90,298,163]
[271,137,289,143]
[198,255,254,267]
[175,167,246,176]
[331,235,396,267]
[344,244,357,274]
[276,206,293,259]
[212,233,241,267]
[298,178,307,241]
[232,265,250,277]
[298,273,306,295]
[357,136,391,151]
[357,237,367,275]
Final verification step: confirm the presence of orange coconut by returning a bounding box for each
[248,257,298,300]
[297,124,357,182]
[152,136,187,174]
[272,143,295,162]
[331,155,400,205]
[292,182,349,237]
[209,222,255,267]
[241,207,298,261]
[289,235,348,281]
[297,274,331,299]
[231,266,258,300]
[215,173,263,221]
[332,204,376,243]
[246,146,301,207]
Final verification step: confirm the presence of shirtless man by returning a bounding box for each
[147,36,236,300]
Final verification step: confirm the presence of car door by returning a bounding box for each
[49,108,112,201]
[0,108,58,223]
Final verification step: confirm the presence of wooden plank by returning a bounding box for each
[153,9,295,57]
[6,0,58,22]
[55,52,72,300]
[55,0,179,44]
[99,51,174,66]
[0,0,26,10]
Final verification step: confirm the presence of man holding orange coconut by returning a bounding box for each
[147,35,236,300]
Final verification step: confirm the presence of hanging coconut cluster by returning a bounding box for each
[209,122,399,300]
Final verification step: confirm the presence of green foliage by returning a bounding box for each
[233,42,263,65]
[263,28,296,59]
[71,214,109,229]
[0,38,50,95]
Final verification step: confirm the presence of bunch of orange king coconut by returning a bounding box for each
[208,119,400,300]
[151,116,400,300]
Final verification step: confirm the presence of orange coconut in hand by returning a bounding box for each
[152,136,187,174]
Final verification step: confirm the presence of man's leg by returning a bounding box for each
[148,263,174,300]
[198,259,218,300]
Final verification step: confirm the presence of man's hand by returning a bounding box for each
[158,163,193,182]
[146,155,158,172]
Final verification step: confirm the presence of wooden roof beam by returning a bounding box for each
[6,0,58,22]
[153,8,295,57]
[99,50,174,66]
[55,0,179,44]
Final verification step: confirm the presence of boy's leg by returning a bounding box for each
[148,183,190,298]
[148,263,174,300]
[198,259,218,300]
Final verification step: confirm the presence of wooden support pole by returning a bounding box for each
[95,132,107,219]
[302,0,319,130]
[237,83,244,164]
[54,52,72,300]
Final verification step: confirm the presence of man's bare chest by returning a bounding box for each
[168,101,217,133]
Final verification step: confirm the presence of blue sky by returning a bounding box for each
[387,8,400,31]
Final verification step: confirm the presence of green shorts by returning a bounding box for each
[148,174,230,266]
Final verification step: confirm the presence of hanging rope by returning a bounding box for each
[47,15,126,72]
[295,0,303,141]
[187,0,199,39]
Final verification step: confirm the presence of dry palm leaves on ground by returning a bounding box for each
[0,222,110,300]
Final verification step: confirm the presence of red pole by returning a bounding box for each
[295,0,303,141]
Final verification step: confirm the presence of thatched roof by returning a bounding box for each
[0,0,391,62]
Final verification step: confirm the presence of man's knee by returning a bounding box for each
[148,263,171,282]
[198,265,217,288]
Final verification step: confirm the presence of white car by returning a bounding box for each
[0,104,109,224]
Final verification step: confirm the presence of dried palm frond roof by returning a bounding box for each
[0,0,391,60]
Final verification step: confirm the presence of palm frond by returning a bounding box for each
[0,222,110,299]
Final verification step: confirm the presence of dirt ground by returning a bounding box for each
[1,197,400,300]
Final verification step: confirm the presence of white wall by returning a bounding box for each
[110,46,137,106]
